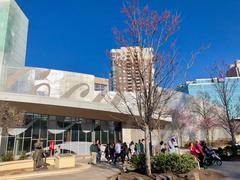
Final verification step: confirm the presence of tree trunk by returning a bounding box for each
[145,125,152,176]
[0,127,8,154]
[228,121,236,146]
[206,129,209,145]
[149,131,153,156]
[230,128,236,146]
[179,131,183,148]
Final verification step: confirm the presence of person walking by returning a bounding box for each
[121,142,128,163]
[89,141,97,165]
[195,141,204,167]
[96,139,101,163]
[135,140,141,154]
[104,144,110,162]
[109,143,115,163]
[114,140,121,164]
[140,139,145,153]
[168,138,176,154]
[160,141,168,153]
[129,141,135,159]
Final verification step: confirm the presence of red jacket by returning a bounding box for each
[190,146,198,157]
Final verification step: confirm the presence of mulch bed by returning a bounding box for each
[108,168,225,180]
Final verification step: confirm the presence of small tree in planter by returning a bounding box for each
[0,101,24,155]
[110,0,180,176]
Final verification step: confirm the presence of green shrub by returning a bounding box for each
[129,154,146,169]
[177,154,197,173]
[129,153,197,174]
[0,151,14,162]
[152,153,197,174]
[18,151,28,160]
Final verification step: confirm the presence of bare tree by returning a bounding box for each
[0,101,24,154]
[191,92,218,144]
[109,0,180,176]
[171,108,192,147]
[0,101,24,136]
[211,63,240,145]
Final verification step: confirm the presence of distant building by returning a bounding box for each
[176,77,240,142]
[176,77,240,116]
[227,60,240,77]
[109,46,154,92]
[94,77,108,91]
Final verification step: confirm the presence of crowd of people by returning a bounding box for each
[89,137,220,168]
[89,139,145,165]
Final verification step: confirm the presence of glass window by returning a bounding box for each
[18,132,24,138]
[7,136,15,151]
[109,130,114,144]
[24,127,32,138]
[64,117,72,128]
[23,138,31,152]
[56,116,64,128]
[79,131,85,141]
[115,131,122,142]
[94,83,107,91]
[86,132,92,142]
[48,132,55,140]
[24,113,34,125]
[40,120,47,139]
[32,121,40,139]
[94,120,101,131]
[56,133,63,141]
[101,131,108,144]
[81,119,93,131]
[72,124,79,141]
[16,138,23,155]
[64,130,71,142]
[56,141,63,145]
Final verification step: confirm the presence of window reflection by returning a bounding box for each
[5,113,122,155]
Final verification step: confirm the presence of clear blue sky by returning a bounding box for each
[16,0,240,83]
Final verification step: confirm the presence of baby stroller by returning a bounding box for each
[203,145,222,167]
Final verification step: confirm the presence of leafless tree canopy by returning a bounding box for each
[110,0,180,130]
[191,92,218,143]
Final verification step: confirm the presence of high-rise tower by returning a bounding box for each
[0,0,28,87]
[110,46,154,92]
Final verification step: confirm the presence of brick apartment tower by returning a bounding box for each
[227,60,240,77]
[110,47,154,92]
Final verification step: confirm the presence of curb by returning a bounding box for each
[0,163,91,180]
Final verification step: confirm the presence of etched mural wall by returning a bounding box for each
[5,66,98,102]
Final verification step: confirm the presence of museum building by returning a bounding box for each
[0,0,195,156]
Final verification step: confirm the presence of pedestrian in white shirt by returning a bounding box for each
[114,140,121,164]
[168,138,176,154]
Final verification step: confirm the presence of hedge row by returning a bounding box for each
[130,153,197,174]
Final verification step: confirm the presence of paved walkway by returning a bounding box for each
[27,165,121,180]
[209,161,240,180]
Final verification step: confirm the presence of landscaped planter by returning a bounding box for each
[0,158,55,172]
[54,155,76,169]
